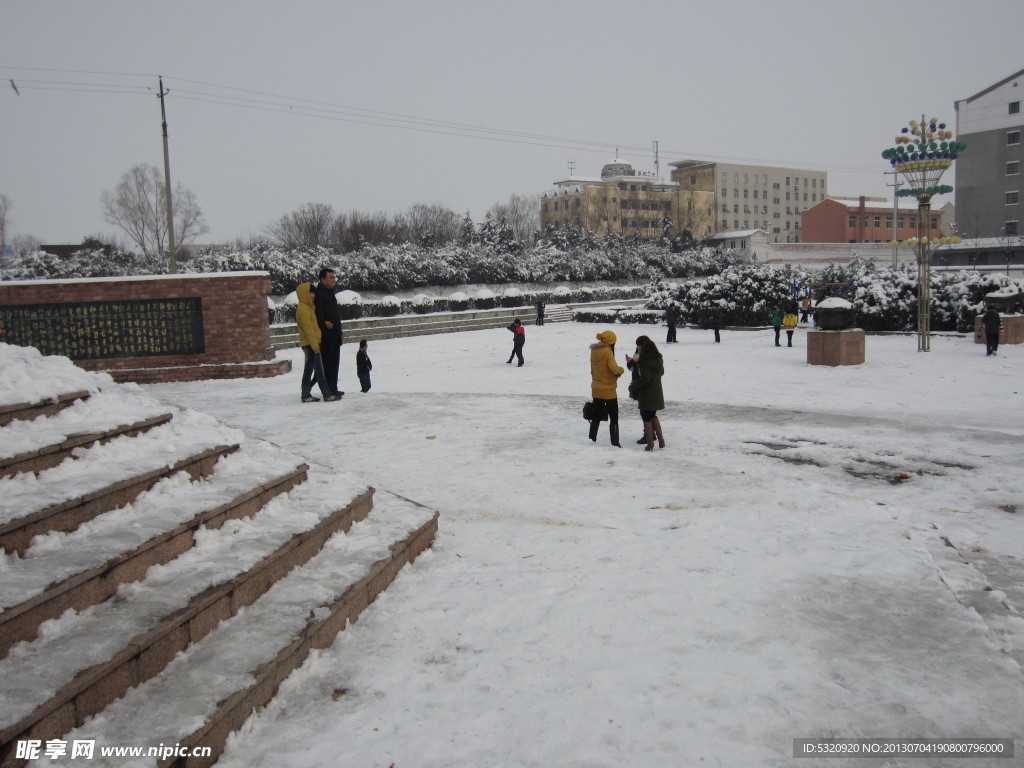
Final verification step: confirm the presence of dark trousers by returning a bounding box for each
[320,334,341,392]
[786,330,794,347]
[774,327,781,346]
[508,341,525,365]
[358,372,372,392]
[301,346,334,398]
[588,398,619,445]
[666,325,677,343]
[986,331,1000,355]
[713,327,720,343]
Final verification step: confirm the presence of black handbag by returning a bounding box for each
[583,401,608,422]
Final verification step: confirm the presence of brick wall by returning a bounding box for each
[0,272,290,383]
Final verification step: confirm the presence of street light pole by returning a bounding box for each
[882,116,966,351]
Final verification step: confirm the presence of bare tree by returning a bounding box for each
[12,234,41,257]
[100,164,209,259]
[488,193,540,245]
[404,203,460,246]
[265,202,336,250]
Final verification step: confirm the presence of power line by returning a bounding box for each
[1,67,886,176]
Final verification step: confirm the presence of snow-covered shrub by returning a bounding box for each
[448,291,471,312]
[412,293,436,314]
[474,288,498,310]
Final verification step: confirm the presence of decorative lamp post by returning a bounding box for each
[882,117,965,351]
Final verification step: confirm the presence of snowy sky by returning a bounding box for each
[3,0,1023,245]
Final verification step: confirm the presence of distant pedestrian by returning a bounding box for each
[506,318,525,366]
[982,306,1002,356]
[772,307,783,346]
[356,339,372,392]
[710,305,722,343]
[589,330,624,447]
[295,282,341,403]
[665,303,679,343]
[535,300,546,326]
[783,306,799,347]
[800,297,811,323]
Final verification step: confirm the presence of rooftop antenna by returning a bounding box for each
[653,140,660,178]
[567,160,576,177]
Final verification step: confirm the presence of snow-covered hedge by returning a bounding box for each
[2,241,739,296]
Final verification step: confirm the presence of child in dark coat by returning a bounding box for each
[356,339,372,392]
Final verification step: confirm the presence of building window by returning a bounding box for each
[1010,101,1021,115]
[753,190,759,199]
[733,173,739,182]
[886,217,892,228]
[743,189,749,198]
[1008,191,1020,205]
[849,215,856,227]
[785,176,791,186]
[733,204,739,213]
[1009,131,1021,146]
[1008,161,1020,176]
[786,192,791,200]
[874,216,881,228]
[1006,221,1018,235]
[721,204,728,213]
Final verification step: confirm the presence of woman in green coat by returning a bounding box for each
[636,338,666,451]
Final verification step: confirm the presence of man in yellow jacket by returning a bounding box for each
[296,282,342,403]
[589,330,625,446]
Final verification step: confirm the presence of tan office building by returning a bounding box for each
[669,159,828,243]
[541,159,715,240]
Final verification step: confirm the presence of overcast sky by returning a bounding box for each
[3,0,1023,246]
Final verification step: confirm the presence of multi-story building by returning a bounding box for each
[540,159,715,240]
[668,159,828,243]
[954,67,1024,238]
[801,196,946,243]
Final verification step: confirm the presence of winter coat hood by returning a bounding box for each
[296,282,321,350]
[297,282,315,306]
[596,330,617,345]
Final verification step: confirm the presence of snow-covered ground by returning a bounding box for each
[30,321,1024,766]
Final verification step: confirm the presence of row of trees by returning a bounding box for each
[263,194,540,252]
[1,167,542,263]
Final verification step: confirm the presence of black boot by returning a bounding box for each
[588,419,599,442]
[609,422,620,447]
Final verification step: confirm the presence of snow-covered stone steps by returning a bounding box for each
[0,439,239,556]
[0,389,177,478]
[0,443,309,658]
[32,491,438,768]
[0,347,439,768]
[0,391,90,428]
[0,476,377,761]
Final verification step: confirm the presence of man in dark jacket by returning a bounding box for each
[314,268,344,394]
[665,304,679,343]
[982,306,1001,356]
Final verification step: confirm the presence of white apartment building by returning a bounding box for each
[668,159,828,243]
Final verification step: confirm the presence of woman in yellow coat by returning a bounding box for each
[589,330,625,446]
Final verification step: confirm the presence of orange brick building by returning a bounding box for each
[801,196,945,243]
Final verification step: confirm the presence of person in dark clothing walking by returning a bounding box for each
[356,339,372,392]
[982,306,1002,356]
[665,303,679,343]
[314,268,344,395]
[535,300,545,326]
[506,318,525,366]
[710,306,722,343]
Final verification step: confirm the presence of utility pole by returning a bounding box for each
[158,76,177,273]
[885,170,902,267]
